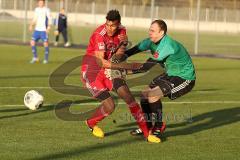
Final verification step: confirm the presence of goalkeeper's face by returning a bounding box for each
[105,20,120,37]
[149,23,164,43]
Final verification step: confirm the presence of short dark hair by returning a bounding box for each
[106,10,121,23]
[151,19,167,34]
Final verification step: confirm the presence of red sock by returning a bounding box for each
[128,102,149,137]
[87,105,109,128]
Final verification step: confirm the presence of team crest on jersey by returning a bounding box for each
[98,42,105,50]
[153,52,159,58]
[106,42,117,53]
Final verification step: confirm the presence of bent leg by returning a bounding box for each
[87,92,115,128]
[116,81,149,138]
[143,86,164,130]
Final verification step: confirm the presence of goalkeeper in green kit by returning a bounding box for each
[105,19,196,137]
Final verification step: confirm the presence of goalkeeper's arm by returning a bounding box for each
[115,45,142,62]
[126,58,158,74]
[125,45,141,57]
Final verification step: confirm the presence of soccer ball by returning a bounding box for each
[24,90,44,110]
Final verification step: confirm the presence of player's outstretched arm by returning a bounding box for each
[109,44,141,64]
[95,51,143,70]
[118,45,142,62]
[126,58,158,74]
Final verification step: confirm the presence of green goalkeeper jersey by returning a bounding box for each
[137,35,196,80]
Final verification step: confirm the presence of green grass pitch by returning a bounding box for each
[0,33,240,159]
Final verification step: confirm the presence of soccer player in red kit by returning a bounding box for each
[81,10,160,143]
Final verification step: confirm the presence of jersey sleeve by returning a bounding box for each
[93,33,105,52]
[137,38,152,51]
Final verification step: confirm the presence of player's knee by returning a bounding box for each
[148,96,161,103]
[30,40,35,46]
[148,91,162,103]
[104,103,115,114]
[102,97,115,114]
[141,90,161,103]
[148,91,159,98]
[147,87,164,103]
[44,42,48,47]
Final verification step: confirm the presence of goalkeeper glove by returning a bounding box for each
[104,69,127,80]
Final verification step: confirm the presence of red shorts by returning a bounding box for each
[81,55,113,98]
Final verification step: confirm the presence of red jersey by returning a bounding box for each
[86,24,126,60]
[81,24,127,96]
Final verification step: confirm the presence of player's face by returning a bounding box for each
[38,0,45,8]
[105,20,120,36]
[60,9,65,14]
[149,23,164,43]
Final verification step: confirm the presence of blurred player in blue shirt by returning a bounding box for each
[29,0,51,64]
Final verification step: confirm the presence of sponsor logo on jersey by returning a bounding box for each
[153,52,159,58]
[98,42,105,50]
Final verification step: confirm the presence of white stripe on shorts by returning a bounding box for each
[171,80,191,94]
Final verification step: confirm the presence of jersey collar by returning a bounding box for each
[154,34,166,45]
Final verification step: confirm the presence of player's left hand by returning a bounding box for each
[104,69,126,80]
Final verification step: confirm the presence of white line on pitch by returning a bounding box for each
[0,87,50,89]
[0,86,234,94]
[1,101,240,107]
